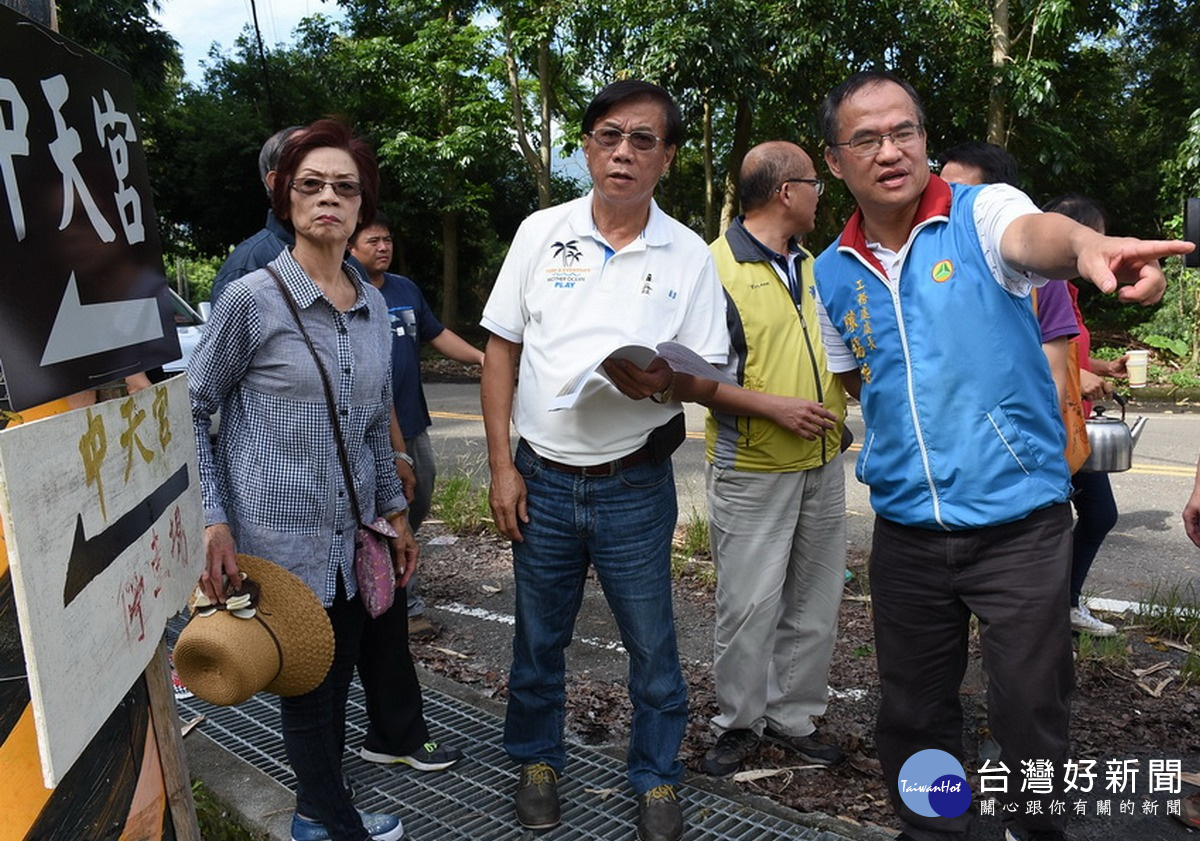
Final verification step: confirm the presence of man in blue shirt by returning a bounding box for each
[348,214,485,641]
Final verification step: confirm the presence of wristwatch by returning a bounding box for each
[649,376,676,405]
[392,451,414,466]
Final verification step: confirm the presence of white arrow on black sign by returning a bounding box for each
[40,273,164,366]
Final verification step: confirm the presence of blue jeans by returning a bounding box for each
[1069,470,1118,606]
[504,440,687,794]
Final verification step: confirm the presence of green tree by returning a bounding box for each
[150,18,344,256]
[58,0,182,104]
[339,0,529,327]
[134,0,1198,334]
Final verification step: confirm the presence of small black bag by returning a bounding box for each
[647,412,686,463]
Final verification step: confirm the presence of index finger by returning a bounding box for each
[1120,239,1196,261]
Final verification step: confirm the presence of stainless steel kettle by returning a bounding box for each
[1079,393,1147,473]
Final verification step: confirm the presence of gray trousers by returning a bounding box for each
[706,459,847,737]
[871,503,1074,841]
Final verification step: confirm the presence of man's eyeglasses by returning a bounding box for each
[830,124,925,158]
[291,178,363,197]
[777,178,825,197]
[587,128,665,152]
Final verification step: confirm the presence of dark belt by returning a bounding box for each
[534,442,654,477]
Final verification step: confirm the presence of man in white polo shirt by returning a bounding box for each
[480,80,726,841]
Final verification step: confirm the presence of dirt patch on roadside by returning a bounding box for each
[409,521,1199,836]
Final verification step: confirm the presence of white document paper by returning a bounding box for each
[550,341,735,410]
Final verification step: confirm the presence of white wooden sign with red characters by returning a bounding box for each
[0,374,202,786]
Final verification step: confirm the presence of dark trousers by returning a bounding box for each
[1069,471,1119,606]
[282,578,369,841]
[870,504,1075,841]
[358,587,429,755]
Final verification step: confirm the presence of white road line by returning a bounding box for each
[440,602,627,653]
[1086,596,1195,617]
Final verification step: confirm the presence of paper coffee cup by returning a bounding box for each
[1126,349,1149,388]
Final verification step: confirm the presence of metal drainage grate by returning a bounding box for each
[172,622,852,840]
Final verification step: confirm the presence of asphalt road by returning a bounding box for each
[424,382,1200,608]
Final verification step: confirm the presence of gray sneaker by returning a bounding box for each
[762,726,843,766]
[514,762,560,830]
[699,729,759,777]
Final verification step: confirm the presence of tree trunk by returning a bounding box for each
[988,0,1011,146]
[719,98,755,234]
[441,209,460,330]
[703,97,716,242]
[502,19,552,208]
[538,36,552,208]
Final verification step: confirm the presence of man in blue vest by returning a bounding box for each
[813,70,1191,841]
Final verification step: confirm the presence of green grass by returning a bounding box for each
[671,508,715,587]
[1075,632,1132,669]
[1132,580,1200,642]
[193,780,258,841]
[1181,652,1200,686]
[431,473,494,534]
[677,507,710,558]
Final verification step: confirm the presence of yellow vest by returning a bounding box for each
[705,229,846,472]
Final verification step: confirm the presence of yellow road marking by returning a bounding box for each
[429,412,1194,477]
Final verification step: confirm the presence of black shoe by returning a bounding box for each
[762,725,843,766]
[360,740,463,771]
[636,785,683,841]
[515,762,560,830]
[699,729,759,777]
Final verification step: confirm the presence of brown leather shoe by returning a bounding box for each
[515,763,560,830]
[408,614,440,642]
[636,784,683,841]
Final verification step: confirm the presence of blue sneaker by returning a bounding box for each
[291,809,403,841]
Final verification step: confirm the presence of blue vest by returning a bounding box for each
[815,185,1070,530]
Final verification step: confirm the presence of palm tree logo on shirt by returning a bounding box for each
[552,240,582,266]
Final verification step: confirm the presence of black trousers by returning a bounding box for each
[358,586,430,756]
[871,503,1074,841]
[282,578,368,840]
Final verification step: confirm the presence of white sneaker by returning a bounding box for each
[1070,605,1116,637]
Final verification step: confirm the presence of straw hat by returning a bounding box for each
[173,554,334,706]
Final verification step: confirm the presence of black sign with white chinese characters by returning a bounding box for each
[0,5,180,410]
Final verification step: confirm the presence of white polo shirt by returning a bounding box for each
[482,193,727,464]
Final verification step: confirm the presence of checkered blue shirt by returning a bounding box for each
[189,249,405,606]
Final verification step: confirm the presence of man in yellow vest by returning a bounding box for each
[699,141,849,777]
